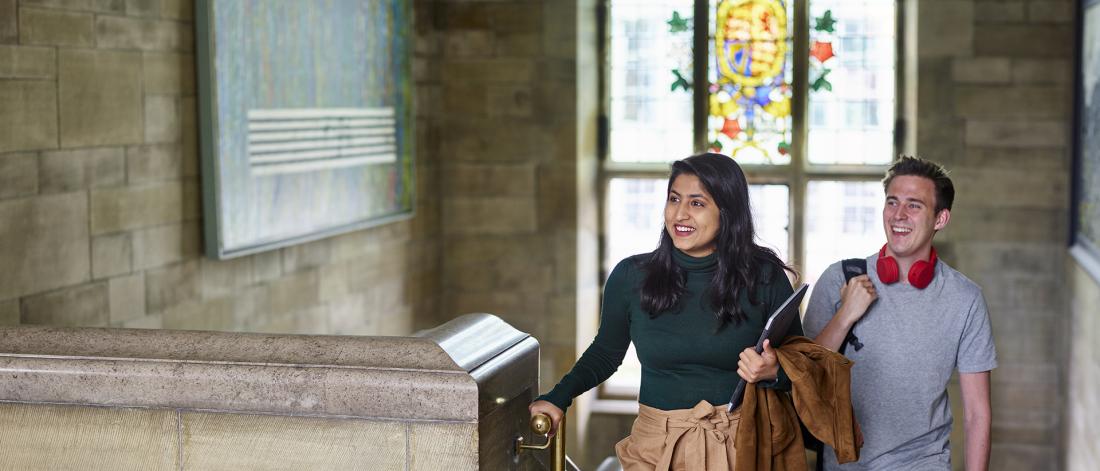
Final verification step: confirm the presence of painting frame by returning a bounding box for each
[195,0,415,260]
[1072,0,1100,282]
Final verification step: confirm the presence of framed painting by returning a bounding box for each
[196,0,414,259]
[1072,0,1100,282]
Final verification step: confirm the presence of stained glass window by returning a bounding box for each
[807,0,896,165]
[599,0,900,400]
[707,0,793,164]
[608,0,695,163]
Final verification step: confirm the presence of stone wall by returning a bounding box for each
[416,0,595,399]
[0,0,440,336]
[0,0,586,420]
[413,0,600,462]
[917,1,1074,469]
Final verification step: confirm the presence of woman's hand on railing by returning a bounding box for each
[528,400,564,436]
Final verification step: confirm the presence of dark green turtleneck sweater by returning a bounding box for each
[538,249,801,411]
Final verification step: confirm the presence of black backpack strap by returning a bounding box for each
[838,259,867,354]
[841,258,867,282]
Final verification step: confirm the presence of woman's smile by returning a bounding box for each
[665,174,720,257]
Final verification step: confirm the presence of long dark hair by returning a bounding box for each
[639,153,795,327]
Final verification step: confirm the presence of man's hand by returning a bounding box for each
[839,274,877,322]
[738,339,779,383]
[814,275,877,351]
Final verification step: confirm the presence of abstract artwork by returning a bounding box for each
[196,0,413,259]
[1073,0,1100,281]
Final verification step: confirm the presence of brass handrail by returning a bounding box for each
[516,413,567,471]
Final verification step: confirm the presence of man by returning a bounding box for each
[803,156,996,471]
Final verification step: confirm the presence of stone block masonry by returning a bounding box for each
[0,0,441,340]
[919,1,1076,469]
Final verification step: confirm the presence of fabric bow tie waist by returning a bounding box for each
[653,401,739,471]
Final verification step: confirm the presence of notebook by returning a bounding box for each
[727,283,809,412]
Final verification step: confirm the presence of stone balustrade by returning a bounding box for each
[0,313,541,470]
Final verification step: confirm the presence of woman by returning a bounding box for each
[529,153,802,470]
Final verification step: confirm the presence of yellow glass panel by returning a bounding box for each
[709,0,793,164]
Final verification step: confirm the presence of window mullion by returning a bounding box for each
[692,0,710,153]
[897,0,913,156]
[791,0,810,275]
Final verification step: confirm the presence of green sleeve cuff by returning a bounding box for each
[535,389,574,413]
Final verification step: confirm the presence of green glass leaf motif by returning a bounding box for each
[670,69,691,92]
[709,140,723,152]
[668,11,691,33]
[814,10,837,33]
[811,68,833,92]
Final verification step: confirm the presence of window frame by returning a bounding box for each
[593,0,905,402]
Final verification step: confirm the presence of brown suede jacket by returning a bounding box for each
[734,336,863,471]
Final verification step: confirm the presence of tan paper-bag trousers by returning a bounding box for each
[615,400,741,471]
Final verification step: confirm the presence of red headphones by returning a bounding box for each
[876,245,937,289]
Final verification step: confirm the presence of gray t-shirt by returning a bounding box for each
[803,254,997,471]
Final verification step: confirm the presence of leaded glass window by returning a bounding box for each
[608,0,695,163]
[806,0,896,165]
[708,0,794,164]
[598,0,901,401]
